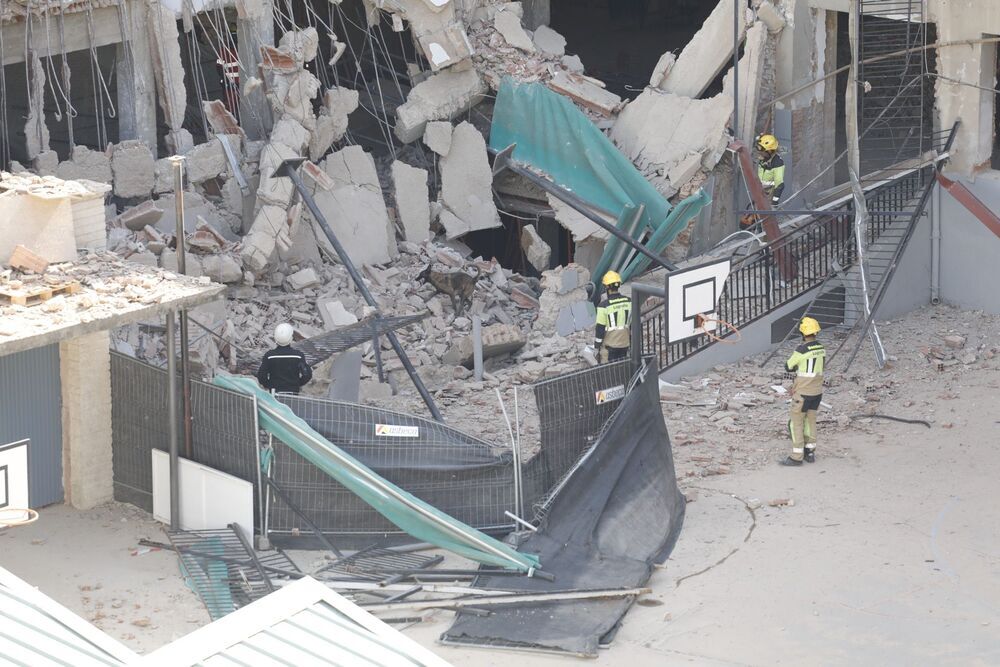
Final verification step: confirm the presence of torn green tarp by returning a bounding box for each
[213,374,540,573]
[620,188,712,281]
[490,79,710,270]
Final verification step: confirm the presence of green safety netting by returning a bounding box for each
[489,79,711,281]
[213,374,540,573]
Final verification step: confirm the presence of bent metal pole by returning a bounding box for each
[273,158,443,422]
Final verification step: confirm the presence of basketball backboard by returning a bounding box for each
[666,259,732,343]
[0,440,29,511]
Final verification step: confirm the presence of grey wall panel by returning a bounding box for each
[0,345,63,507]
[939,174,1000,313]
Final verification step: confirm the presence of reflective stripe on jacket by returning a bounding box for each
[785,340,825,395]
[595,294,632,349]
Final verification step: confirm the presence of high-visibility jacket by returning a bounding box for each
[758,153,786,204]
[785,339,825,396]
[595,293,632,349]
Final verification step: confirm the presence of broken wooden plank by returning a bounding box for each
[359,586,652,613]
[8,245,49,273]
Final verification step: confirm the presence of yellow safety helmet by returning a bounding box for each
[756,134,779,152]
[799,317,821,337]
[602,271,622,287]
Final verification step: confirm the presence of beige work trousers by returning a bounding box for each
[787,392,820,461]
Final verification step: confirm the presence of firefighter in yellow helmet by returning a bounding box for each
[594,271,632,363]
[756,134,786,207]
[781,317,825,466]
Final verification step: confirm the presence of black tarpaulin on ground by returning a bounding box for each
[442,364,685,656]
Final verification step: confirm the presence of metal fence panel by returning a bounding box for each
[110,353,259,525]
[0,345,63,507]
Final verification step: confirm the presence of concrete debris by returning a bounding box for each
[547,71,623,117]
[54,146,113,184]
[943,335,966,349]
[118,200,164,232]
[285,267,320,290]
[183,138,229,184]
[494,7,536,52]
[201,253,243,284]
[438,122,501,238]
[520,224,551,272]
[34,150,58,176]
[309,88,359,160]
[203,100,246,139]
[611,91,733,198]
[305,146,397,267]
[153,159,175,194]
[545,194,608,243]
[422,121,454,156]
[256,143,299,207]
[395,68,487,143]
[534,263,592,336]
[278,26,319,63]
[755,1,786,33]
[444,323,527,367]
[532,24,566,57]
[242,205,289,273]
[24,53,49,160]
[649,52,677,89]
[318,298,359,330]
[391,161,432,243]
[561,53,585,73]
[658,0,748,98]
[112,141,156,199]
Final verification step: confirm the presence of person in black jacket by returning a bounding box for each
[257,323,312,394]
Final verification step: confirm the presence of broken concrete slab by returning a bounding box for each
[305,146,398,267]
[422,121,453,156]
[201,253,244,283]
[119,200,164,232]
[494,8,535,52]
[561,53,584,73]
[667,152,705,191]
[521,224,551,272]
[184,138,229,184]
[54,146,113,184]
[34,150,58,176]
[285,266,320,290]
[270,117,311,154]
[547,71,623,117]
[318,298,359,330]
[756,1,786,33]
[611,90,732,197]
[546,194,608,242]
[395,68,487,143]
[241,204,287,272]
[650,52,677,89]
[328,350,363,402]
[256,142,299,207]
[659,0,747,98]
[203,100,246,139]
[391,161,431,243]
[112,141,156,199]
[153,158,175,194]
[278,26,319,63]
[438,122,501,239]
[278,211,323,267]
[532,24,566,57]
[443,323,526,367]
[309,88,359,160]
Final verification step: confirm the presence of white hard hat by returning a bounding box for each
[274,323,294,346]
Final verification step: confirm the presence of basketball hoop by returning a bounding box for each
[695,314,742,344]
[0,508,39,527]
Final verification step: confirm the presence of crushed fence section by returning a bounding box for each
[267,394,520,545]
[109,353,260,526]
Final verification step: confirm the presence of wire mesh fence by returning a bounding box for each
[111,353,648,551]
[110,353,260,527]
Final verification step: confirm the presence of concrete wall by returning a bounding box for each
[873,210,933,320]
[60,331,114,510]
[937,172,1000,312]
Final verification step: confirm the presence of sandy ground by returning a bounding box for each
[2,304,997,664]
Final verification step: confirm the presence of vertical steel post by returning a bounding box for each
[166,310,180,530]
[169,156,194,460]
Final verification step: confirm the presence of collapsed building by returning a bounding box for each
[4,0,1000,660]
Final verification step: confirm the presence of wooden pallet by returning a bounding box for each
[0,281,80,306]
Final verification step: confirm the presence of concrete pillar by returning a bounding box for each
[59,331,114,510]
[117,0,158,152]
[238,0,275,140]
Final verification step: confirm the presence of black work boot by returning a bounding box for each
[780,456,803,467]
[804,448,816,463]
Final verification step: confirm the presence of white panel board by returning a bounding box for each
[0,440,29,510]
[152,451,253,538]
[666,258,732,343]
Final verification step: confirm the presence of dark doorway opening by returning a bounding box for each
[990,37,1000,170]
[462,215,572,277]
[549,0,717,100]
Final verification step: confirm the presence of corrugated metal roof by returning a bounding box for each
[0,568,138,667]
[146,577,453,667]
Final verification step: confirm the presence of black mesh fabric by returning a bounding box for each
[443,365,686,656]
